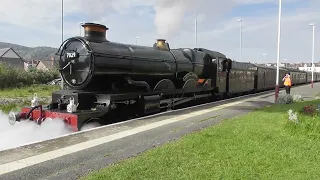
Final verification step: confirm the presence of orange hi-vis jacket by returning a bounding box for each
[284,77,292,86]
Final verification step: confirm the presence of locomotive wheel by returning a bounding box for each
[153,79,176,91]
[182,79,198,89]
[80,118,101,131]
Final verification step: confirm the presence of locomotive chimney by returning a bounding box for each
[153,39,170,51]
[81,23,109,42]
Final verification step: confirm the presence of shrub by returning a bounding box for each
[0,63,59,89]
[284,101,320,139]
[292,94,304,102]
[276,93,293,104]
[300,104,319,116]
[287,109,299,124]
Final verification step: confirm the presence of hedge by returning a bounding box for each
[0,63,60,89]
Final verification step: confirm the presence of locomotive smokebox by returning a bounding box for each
[153,39,170,51]
[82,23,109,42]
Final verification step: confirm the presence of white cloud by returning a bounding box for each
[0,0,319,63]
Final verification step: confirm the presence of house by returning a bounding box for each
[24,60,39,71]
[298,64,320,72]
[0,47,25,69]
[35,57,57,71]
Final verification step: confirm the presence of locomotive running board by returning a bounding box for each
[159,93,212,109]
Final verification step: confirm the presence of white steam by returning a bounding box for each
[0,111,73,152]
[153,0,195,38]
[153,0,236,39]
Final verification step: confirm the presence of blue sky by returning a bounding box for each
[0,0,319,63]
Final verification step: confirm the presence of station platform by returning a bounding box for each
[0,82,319,180]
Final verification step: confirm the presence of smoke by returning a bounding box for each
[152,0,236,39]
[153,0,196,38]
[0,111,73,152]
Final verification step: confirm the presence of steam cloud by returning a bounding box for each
[0,111,73,152]
[152,0,236,39]
[153,0,196,38]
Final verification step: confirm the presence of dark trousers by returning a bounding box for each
[285,86,291,94]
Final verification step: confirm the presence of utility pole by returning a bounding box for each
[60,0,64,89]
[275,0,282,102]
[309,23,315,88]
[195,13,197,47]
[237,19,243,61]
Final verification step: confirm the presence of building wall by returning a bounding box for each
[298,66,320,72]
[0,57,25,69]
[36,61,49,71]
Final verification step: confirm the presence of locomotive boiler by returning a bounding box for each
[57,23,229,92]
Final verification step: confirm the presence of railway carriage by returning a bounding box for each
[313,72,320,82]
[227,61,255,95]
[306,71,312,83]
[250,65,287,92]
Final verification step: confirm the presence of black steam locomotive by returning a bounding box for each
[8,23,320,131]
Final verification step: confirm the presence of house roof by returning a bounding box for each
[0,47,24,60]
[0,47,25,68]
[36,60,56,69]
[0,48,10,57]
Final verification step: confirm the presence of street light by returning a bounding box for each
[237,19,243,61]
[61,0,64,44]
[309,23,315,88]
[61,0,64,90]
[136,36,139,45]
[79,22,84,36]
[275,0,282,102]
[195,13,198,47]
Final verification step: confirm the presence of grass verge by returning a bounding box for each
[0,84,59,113]
[0,84,59,98]
[82,99,320,180]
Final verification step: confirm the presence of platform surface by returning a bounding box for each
[0,83,319,180]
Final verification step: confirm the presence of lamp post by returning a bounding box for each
[195,13,198,47]
[79,22,83,36]
[60,0,64,89]
[275,0,282,102]
[237,19,243,61]
[309,23,315,88]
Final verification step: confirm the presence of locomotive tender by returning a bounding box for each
[8,22,320,131]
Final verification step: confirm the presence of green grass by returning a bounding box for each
[0,84,60,113]
[82,100,320,180]
[0,84,60,98]
[0,102,29,114]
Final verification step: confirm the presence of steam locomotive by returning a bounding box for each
[8,22,320,131]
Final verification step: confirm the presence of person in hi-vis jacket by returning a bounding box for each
[282,73,292,94]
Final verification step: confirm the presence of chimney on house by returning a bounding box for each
[51,56,54,66]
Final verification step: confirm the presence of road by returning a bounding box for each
[0,83,319,180]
